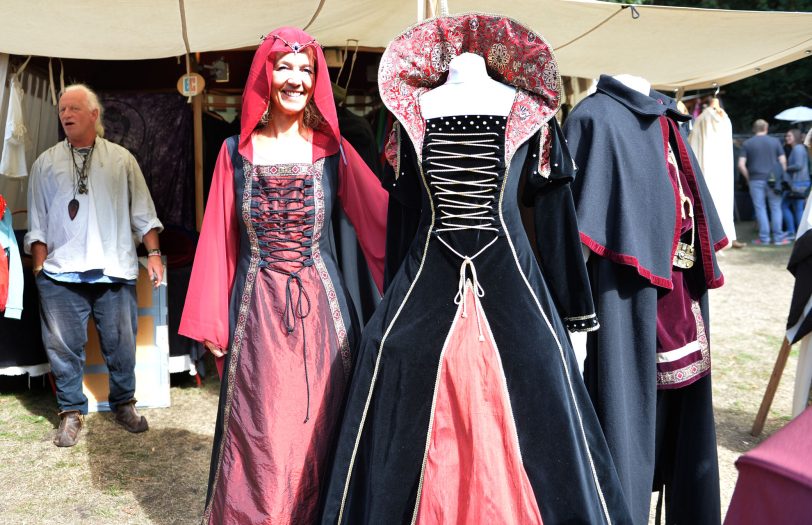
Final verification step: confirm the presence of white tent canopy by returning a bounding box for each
[0,0,810,90]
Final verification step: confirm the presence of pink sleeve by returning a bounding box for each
[179,141,239,354]
[337,139,387,293]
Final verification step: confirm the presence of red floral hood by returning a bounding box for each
[240,27,341,161]
[378,13,562,165]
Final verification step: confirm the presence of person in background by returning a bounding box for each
[24,84,163,447]
[782,128,811,238]
[738,119,788,245]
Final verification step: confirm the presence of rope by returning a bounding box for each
[302,0,327,31]
[555,8,625,51]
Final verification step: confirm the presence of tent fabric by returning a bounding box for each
[0,1,810,90]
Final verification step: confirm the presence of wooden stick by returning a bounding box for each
[751,336,792,436]
[193,93,204,232]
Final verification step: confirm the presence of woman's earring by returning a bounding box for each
[259,105,271,126]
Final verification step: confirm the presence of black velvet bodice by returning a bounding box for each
[423,115,508,259]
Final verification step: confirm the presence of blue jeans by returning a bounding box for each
[36,275,138,414]
[782,195,805,236]
[749,179,785,243]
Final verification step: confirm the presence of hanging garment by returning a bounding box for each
[565,74,727,525]
[321,15,632,525]
[689,105,736,242]
[179,27,387,525]
[0,195,23,318]
[0,61,30,178]
[787,192,812,416]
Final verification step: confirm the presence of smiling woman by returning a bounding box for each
[179,26,388,525]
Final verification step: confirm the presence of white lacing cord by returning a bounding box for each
[425,130,503,343]
[425,131,500,237]
[454,257,486,342]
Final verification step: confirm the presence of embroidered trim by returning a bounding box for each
[657,300,711,389]
[564,313,600,333]
[385,121,402,178]
[539,121,552,177]
[202,157,263,523]
[310,159,352,377]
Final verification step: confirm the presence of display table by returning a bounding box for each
[725,407,812,524]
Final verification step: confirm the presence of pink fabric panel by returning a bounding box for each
[416,286,543,525]
[178,142,239,365]
[337,139,387,293]
[208,268,348,524]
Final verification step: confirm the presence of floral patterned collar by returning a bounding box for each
[378,13,561,165]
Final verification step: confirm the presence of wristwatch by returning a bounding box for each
[33,265,43,276]
[147,249,162,257]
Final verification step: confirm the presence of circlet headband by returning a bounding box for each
[259,33,318,54]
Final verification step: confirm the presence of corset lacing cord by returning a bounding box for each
[454,257,486,342]
[425,130,503,344]
[426,131,502,261]
[253,172,316,423]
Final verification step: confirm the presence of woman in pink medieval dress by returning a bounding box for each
[179,27,387,525]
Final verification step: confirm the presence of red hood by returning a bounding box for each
[240,26,340,162]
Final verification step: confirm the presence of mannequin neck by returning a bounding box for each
[613,74,651,96]
[420,53,515,119]
[446,53,490,84]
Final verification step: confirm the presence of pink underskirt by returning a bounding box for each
[415,284,543,524]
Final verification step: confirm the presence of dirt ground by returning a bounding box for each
[0,220,805,524]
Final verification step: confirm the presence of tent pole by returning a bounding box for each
[751,336,792,436]
[193,93,204,231]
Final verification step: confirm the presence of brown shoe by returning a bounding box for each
[54,410,83,447]
[732,240,747,249]
[113,400,149,433]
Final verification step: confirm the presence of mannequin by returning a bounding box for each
[420,53,514,118]
[321,14,631,525]
[612,74,651,96]
[565,74,725,525]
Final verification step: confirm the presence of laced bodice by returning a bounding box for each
[247,160,323,422]
[424,115,507,261]
[423,115,508,341]
[250,162,317,272]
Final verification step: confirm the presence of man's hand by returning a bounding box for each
[147,255,163,288]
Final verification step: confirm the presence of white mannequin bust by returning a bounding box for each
[613,74,651,96]
[420,53,515,119]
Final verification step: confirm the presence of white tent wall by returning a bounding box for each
[0,1,810,90]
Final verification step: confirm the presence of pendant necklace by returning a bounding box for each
[68,141,94,220]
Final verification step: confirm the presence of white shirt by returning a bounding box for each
[24,137,163,281]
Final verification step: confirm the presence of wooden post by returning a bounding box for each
[193,93,204,231]
[751,337,792,436]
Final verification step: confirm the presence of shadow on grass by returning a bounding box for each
[2,374,62,428]
[714,405,791,455]
[2,372,218,524]
[85,419,212,525]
